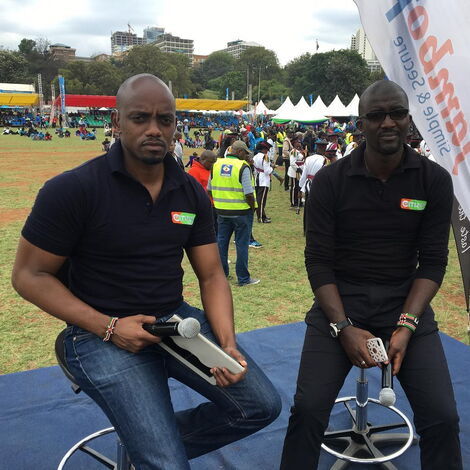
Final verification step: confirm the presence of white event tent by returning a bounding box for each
[273,96,327,124]
[310,96,329,116]
[254,100,275,116]
[344,94,360,117]
[326,95,349,117]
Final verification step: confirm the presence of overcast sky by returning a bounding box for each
[0,0,361,65]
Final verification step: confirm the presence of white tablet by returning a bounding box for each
[157,314,245,385]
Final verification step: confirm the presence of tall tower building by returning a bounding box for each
[223,40,262,59]
[111,31,144,56]
[350,27,381,72]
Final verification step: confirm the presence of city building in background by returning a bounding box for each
[193,54,208,67]
[222,40,262,59]
[110,30,144,56]
[49,44,76,62]
[350,27,382,72]
[153,33,194,65]
[143,26,165,44]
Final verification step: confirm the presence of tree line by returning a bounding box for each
[0,38,384,109]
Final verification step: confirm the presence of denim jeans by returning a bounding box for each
[64,302,281,470]
[217,211,253,284]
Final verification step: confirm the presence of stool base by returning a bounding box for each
[322,397,418,469]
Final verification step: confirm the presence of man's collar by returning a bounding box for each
[347,142,421,177]
[107,139,186,189]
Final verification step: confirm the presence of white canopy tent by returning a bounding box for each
[273,97,295,115]
[310,96,329,116]
[254,100,275,115]
[294,97,312,113]
[273,96,327,124]
[326,95,349,116]
[344,94,360,117]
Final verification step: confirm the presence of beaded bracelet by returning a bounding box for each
[396,313,419,333]
[103,317,119,342]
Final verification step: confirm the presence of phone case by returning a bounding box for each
[366,337,388,363]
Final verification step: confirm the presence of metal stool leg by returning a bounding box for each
[322,369,417,469]
[58,427,132,470]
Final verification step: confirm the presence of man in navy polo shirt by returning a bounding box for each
[281,80,462,470]
[12,74,281,470]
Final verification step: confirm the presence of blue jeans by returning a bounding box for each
[217,211,253,284]
[64,302,281,470]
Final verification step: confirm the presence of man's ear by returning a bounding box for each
[356,119,363,131]
[111,110,120,131]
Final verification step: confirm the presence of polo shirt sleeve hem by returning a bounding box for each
[21,228,71,257]
[307,271,337,291]
[20,171,87,257]
[414,269,446,287]
[184,235,217,248]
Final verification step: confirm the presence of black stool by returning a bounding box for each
[55,329,132,470]
[322,368,418,469]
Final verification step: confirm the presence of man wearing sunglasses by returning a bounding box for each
[281,80,462,470]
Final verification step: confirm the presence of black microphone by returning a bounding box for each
[379,340,396,406]
[143,318,201,339]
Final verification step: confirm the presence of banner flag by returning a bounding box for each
[58,75,66,115]
[354,1,470,216]
[451,196,470,312]
[354,0,470,319]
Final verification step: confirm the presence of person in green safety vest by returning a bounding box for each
[208,140,260,286]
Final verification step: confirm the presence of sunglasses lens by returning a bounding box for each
[364,109,409,122]
[365,111,386,122]
[389,109,409,120]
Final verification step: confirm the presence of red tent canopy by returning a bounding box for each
[55,94,116,108]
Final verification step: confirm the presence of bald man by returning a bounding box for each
[12,74,280,470]
[281,80,462,470]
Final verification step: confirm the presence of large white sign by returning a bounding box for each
[354,0,470,216]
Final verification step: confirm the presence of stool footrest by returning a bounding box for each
[322,397,416,467]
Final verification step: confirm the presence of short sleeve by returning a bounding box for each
[21,172,88,256]
[185,181,216,248]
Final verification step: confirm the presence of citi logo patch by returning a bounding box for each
[220,164,233,177]
[171,212,196,225]
[400,198,427,211]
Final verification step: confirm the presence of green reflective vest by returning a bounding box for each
[211,156,256,215]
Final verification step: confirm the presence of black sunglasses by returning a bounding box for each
[359,108,409,123]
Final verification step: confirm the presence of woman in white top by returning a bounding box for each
[253,141,274,223]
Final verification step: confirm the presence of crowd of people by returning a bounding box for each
[8,73,461,470]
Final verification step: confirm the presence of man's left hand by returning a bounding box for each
[210,346,247,387]
[387,327,413,375]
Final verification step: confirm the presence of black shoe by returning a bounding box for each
[257,218,262,223]
[262,218,271,223]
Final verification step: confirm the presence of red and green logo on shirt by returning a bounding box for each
[400,198,427,211]
[171,212,196,225]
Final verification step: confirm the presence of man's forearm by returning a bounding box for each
[401,278,440,319]
[13,271,109,337]
[314,283,348,323]
[199,273,236,348]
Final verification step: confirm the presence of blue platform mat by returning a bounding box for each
[1,322,469,469]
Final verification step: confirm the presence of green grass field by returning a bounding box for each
[0,129,468,375]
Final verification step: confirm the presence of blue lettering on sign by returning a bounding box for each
[386,0,416,22]
[220,164,233,177]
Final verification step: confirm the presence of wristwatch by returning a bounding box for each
[329,318,353,338]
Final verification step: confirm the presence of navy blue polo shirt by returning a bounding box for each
[22,141,216,317]
[305,142,453,291]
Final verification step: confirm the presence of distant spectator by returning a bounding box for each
[102,138,111,152]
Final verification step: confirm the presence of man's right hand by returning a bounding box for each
[111,315,163,353]
[338,326,377,368]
